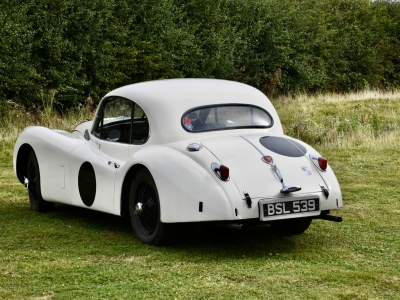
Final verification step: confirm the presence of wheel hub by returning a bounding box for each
[24,177,29,189]
[134,202,143,215]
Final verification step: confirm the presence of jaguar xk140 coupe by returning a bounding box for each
[14,79,342,245]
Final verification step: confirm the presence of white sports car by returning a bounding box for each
[13,79,342,245]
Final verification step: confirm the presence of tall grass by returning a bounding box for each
[1,89,399,150]
[272,90,400,150]
[0,99,94,148]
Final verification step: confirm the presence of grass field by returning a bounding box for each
[0,91,399,299]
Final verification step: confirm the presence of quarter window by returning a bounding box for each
[132,104,149,144]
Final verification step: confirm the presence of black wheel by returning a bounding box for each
[26,151,55,212]
[129,169,175,245]
[271,218,312,235]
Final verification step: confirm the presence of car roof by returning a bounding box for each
[106,79,268,109]
[103,79,283,142]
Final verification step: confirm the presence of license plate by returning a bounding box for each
[259,195,320,221]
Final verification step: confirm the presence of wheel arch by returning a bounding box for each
[16,143,34,184]
[120,163,149,216]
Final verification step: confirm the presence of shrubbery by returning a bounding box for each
[1,0,399,109]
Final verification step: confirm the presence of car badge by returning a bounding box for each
[301,166,312,176]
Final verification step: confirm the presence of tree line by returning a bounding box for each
[1,0,399,109]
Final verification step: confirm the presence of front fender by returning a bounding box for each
[73,120,93,134]
[13,126,85,203]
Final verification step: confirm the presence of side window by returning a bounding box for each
[132,104,149,144]
[91,97,133,144]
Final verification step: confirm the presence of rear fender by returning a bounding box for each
[286,137,343,209]
[120,145,243,223]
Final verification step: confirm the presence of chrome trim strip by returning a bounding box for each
[239,135,265,156]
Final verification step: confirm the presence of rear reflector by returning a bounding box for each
[318,157,328,171]
[262,156,273,163]
[220,165,230,180]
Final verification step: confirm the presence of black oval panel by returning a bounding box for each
[78,162,96,207]
[259,136,307,157]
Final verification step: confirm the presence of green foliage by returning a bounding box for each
[0,0,400,109]
[0,1,37,103]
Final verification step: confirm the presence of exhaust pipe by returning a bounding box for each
[315,214,342,222]
[217,223,245,230]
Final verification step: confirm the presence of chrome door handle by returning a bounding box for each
[108,161,120,169]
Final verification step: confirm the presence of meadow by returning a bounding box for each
[0,91,399,299]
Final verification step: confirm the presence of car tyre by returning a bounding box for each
[271,218,312,235]
[129,169,175,245]
[26,151,55,212]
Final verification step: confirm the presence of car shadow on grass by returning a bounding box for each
[172,223,301,258]
[46,203,133,234]
[41,203,305,257]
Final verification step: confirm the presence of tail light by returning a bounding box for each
[211,163,230,181]
[318,157,328,171]
[220,165,229,180]
[310,154,327,172]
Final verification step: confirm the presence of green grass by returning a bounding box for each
[1,92,400,299]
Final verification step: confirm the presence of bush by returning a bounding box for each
[0,0,399,109]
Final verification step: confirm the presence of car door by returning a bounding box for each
[70,97,132,214]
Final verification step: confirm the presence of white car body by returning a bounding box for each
[13,79,342,244]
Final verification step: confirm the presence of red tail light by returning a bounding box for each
[211,163,230,181]
[309,154,328,172]
[220,165,230,180]
[318,157,328,171]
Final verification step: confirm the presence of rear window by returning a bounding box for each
[182,105,273,132]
